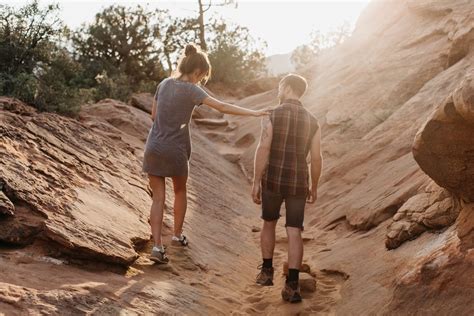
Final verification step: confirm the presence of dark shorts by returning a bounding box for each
[261,189,306,229]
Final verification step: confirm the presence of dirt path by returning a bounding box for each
[0,116,345,315]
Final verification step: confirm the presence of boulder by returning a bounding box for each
[130,93,154,114]
[299,273,317,293]
[386,184,459,249]
[413,76,474,202]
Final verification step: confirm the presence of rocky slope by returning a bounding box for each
[209,0,474,314]
[0,97,264,314]
[1,97,151,266]
[1,0,474,314]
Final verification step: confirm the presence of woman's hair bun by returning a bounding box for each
[184,44,198,57]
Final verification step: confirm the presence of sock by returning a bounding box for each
[287,268,299,284]
[262,258,273,269]
[172,235,183,241]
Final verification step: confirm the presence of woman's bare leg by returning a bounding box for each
[171,175,188,237]
[149,175,166,247]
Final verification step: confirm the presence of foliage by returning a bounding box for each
[34,51,86,114]
[160,17,198,73]
[70,5,167,100]
[207,19,267,85]
[0,1,84,114]
[290,45,315,72]
[0,1,270,114]
[291,21,352,71]
[196,0,236,50]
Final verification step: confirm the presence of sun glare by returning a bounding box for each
[3,0,370,56]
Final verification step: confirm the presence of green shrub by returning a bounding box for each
[207,19,267,85]
[0,1,84,115]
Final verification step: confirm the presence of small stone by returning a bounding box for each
[251,226,261,232]
[299,273,317,293]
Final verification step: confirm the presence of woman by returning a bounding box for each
[144,44,268,263]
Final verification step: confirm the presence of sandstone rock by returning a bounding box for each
[1,98,150,265]
[194,118,229,127]
[386,185,459,249]
[413,76,474,202]
[0,191,14,216]
[251,226,261,232]
[80,99,153,142]
[299,273,317,293]
[222,153,240,163]
[385,228,474,315]
[192,105,224,120]
[456,203,474,251]
[129,93,154,114]
[407,0,454,17]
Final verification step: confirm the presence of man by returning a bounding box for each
[252,74,322,303]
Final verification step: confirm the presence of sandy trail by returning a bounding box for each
[0,114,343,315]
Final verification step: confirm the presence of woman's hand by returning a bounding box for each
[253,109,271,117]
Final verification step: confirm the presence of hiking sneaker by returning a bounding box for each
[281,281,302,303]
[256,265,274,286]
[150,246,169,264]
[171,234,189,247]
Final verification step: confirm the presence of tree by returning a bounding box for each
[291,21,353,71]
[309,20,351,53]
[71,5,167,98]
[290,45,315,72]
[0,0,62,98]
[196,0,235,51]
[207,19,266,85]
[160,17,198,74]
[0,0,84,115]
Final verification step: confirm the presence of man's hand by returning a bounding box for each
[307,187,318,204]
[252,183,262,204]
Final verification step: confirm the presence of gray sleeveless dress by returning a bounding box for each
[143,78,209,177]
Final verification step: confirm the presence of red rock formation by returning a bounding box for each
[0,0,473,314]
[413,76,474,202]
[1,98,151,265]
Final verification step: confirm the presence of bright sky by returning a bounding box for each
[3,0,370,56]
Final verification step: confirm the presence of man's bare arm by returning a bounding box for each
[252,116,273,204]
[308,128,322,204]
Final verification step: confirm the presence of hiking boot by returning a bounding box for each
[150,247,169,264]
[171,234,189,247]
[256,265,274,286]
[281,281,302,303]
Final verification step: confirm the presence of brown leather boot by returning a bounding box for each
[281,281,302,303]
[256,266,274,286]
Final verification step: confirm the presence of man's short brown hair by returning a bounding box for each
[280,74,308,98]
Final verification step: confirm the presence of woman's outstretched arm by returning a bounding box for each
[202,96,269,117]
